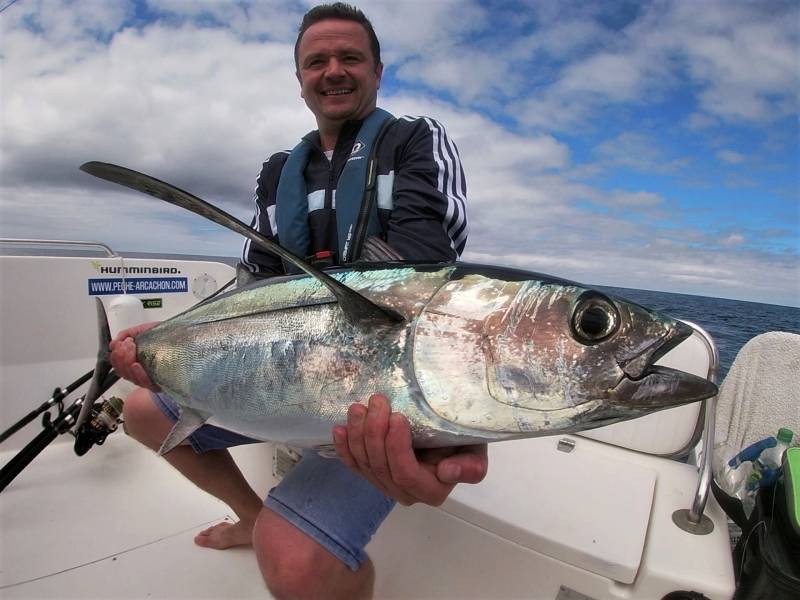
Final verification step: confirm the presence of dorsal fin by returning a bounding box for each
[80,161,405,328]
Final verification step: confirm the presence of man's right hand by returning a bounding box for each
[109,322,161,390]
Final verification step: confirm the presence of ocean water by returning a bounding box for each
[600,286,800,380]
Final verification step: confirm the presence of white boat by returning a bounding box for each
[0,239,736,599]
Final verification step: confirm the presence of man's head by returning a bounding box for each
[294,3,384,136]
[295,3,381,70]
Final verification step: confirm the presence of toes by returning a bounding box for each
[193,521,251,550]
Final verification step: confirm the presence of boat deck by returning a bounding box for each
[1,435,268,599]
[1,430,736,600]
[2,433,578,600]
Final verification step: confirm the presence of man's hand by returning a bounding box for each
[109,322,161,390]
[332,394,488,506]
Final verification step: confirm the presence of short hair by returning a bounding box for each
[294,3,382,69]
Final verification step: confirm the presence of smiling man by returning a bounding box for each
[294,16,383,149]
[112,3,486,599]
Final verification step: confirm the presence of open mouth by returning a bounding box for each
[620,320,694,380]
[322,88,354,96]
[611,321,717,408]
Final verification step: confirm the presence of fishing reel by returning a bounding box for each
[73,396,124,456]
[0,370,123,493]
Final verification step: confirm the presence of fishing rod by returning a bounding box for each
[0,370,94,444]
[0,370,121,493]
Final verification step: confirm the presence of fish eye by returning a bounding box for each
[571,293,619,344]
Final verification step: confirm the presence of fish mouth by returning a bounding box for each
[611,364,717,410]
[619,319,694,380]
[611,320,718,410]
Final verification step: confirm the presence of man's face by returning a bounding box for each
[296,19,383,131]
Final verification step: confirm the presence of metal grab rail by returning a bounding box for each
[689,394,718,522]
[672,320,720,535]
[0,238,118,257]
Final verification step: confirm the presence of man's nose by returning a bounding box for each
[325,57,346,78]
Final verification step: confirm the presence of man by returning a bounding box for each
[111,4,488,599]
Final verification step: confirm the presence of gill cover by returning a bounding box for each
[413,276,603,433]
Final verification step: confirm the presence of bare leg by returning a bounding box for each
[123,388,262,549]
[253,508,374,600]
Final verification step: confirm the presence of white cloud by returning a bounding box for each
[3,0,131,43]
[361,0,487,62]
[558,51,657,101]
[510,18,611,62]
[2,18,310,197]
[603,190,664,208]
[140,0,304,42]
[512,0,798,131]
[668,5,799,123]
[396,51,517,104]
[720,233,746,246]
[592,132,689,175]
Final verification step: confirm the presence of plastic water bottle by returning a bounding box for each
[759,428,794,470]
[747,428,794,492]
[727,437,777,469]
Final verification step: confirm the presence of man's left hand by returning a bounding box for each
[332,394,488,506]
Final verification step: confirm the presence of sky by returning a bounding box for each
[1,0,798,307]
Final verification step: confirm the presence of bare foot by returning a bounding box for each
[194,519,254,549]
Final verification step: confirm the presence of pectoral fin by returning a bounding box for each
[158,406,211,455]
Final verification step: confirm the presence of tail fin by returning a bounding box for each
[74,299,113,429]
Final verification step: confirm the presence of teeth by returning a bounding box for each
[324,89,353,96]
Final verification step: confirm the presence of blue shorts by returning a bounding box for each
[151,392,396,570]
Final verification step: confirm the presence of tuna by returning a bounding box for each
[77,162,718,453]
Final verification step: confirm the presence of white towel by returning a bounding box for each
[713,331,800,473]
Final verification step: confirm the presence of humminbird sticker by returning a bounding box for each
[87,277,188,295]
[90,260,182,275]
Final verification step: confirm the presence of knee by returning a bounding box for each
[121,388,169,450]
[252,509,347,599]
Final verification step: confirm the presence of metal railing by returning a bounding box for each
[673,320,720,535]
[0,239,118,257]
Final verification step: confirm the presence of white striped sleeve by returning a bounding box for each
[241,153,286,273]
[414,116,469,256]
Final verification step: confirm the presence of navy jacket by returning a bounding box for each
[241,113,468,276]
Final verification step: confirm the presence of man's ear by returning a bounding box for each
[375,63,384,90]
[296,71,304,98]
